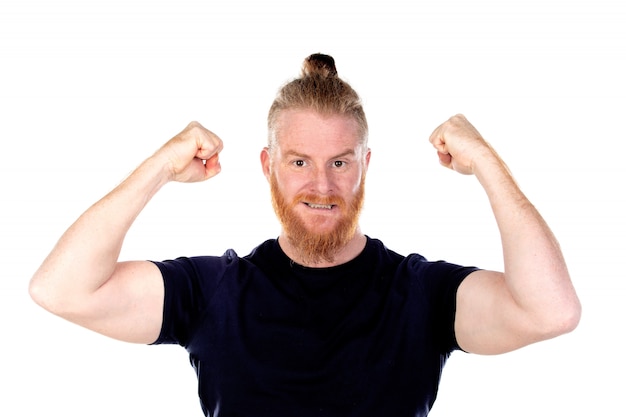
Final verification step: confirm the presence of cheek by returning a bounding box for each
[345,172,365,194]
[272,170,304,197]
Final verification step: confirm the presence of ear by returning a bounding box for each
[364,147,371,170]
[260,147,271,181]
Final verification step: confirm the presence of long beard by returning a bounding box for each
[270,173,365,265]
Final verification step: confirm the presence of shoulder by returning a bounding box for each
[366,236,478,290]
[153,250,240,280]
[153,239,280,289]
[363,236,417,264]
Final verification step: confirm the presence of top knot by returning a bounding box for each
[301,53,338,78]
[267,52,368,148]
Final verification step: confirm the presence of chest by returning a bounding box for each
[185,268,444,417]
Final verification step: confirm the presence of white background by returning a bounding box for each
[1,0,624,415]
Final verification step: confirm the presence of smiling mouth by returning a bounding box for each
[305,203,335,210]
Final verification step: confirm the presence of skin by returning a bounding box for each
[29,111,581,355]
[430,115,581,354]
[29,121,222,343]
[261,109,371,266]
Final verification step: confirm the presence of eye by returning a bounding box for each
[293,160,306,167]
[333,160,345,168]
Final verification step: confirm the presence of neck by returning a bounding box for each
[278,228,367,268]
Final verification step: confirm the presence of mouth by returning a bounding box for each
[304,202,335,210]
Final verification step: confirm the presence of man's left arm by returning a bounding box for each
[429,114,581,355]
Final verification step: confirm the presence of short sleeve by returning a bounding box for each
[407,256,479,353]
[150,251,238,346]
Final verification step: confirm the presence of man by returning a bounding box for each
[29,53,581,416]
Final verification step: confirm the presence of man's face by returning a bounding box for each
[261,109,371,264]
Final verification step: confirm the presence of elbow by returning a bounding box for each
[28,273,53,312]
[561,297,582,334]
[29,271,67,316]
[540,295,582,340]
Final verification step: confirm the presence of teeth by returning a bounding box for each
[307,203,333,209]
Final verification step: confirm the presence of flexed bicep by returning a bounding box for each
[69,261,165,344]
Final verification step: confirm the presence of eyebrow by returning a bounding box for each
[283,149,357,160]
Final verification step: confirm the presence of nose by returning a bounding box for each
[311,167,333,194]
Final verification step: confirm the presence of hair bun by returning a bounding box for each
[302,53,338,78]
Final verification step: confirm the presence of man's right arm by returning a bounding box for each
[29,122,223,344]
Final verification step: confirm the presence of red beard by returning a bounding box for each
[270,173,365,265]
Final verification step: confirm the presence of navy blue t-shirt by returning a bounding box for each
[152,237,477,417]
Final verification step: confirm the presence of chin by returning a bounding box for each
[301,216,341,233]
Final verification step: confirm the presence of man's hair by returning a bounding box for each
[267,53,368,149]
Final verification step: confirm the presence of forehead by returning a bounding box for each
[274,109,362,155]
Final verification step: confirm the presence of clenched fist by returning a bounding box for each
[429,114,496,176]
[156,121,224,183]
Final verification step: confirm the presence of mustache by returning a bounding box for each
[291,193,345,208]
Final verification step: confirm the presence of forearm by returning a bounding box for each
[474,150,580,332]
[30,153,170,310]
